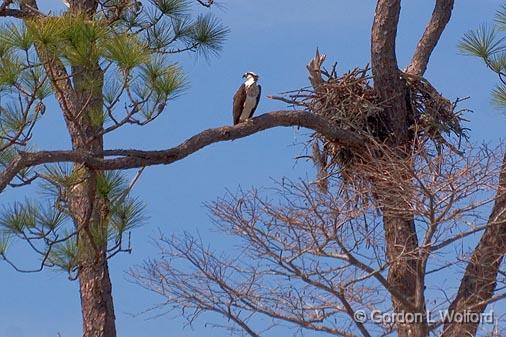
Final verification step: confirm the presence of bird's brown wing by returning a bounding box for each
[248,84,261,119]
[232,83,246,125]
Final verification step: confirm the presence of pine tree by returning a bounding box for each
[0,1,227,336]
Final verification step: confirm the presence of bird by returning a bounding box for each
[63,0,70,8]
[232,71,261,125]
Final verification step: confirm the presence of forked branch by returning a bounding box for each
[406,0,455,76]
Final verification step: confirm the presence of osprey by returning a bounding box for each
[63,0,70,7]
[233,72,261,125]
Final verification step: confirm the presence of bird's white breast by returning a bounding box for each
[240,82,259,121]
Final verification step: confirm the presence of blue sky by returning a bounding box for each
[1,1,506,337]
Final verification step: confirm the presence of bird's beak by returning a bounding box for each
[242,74,247,78]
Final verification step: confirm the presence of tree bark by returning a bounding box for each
[69,54,115,337]
[0,110,364,193]
[441,153,506,337]
[68,166,116,337]
[79,257,116,337]
[406,0,455,76]
[371,1,427,336]
[371,0,409,143]
[20,1,116,335]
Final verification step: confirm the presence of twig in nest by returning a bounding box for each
[271,51,469,190]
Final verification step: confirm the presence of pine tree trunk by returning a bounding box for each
[68,2,114,335]
[383,214,428,337]
[442,153,506,337]
[67,162,115,337]
[71,58,114,337]
[67,164,115,337]
[79,254,116,337]
[371,1,429,336]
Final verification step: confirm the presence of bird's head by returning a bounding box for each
[243,72,259,82]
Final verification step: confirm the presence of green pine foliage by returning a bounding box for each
[0,165,145,275]
[0,0,228,139]
[18,67,52,100]
[0,231,10,255]
[495,4,506,29]
[0,53,22,87]
[110,197,146,236]
[0,0,227,274]
[0,200,38,233]
[0,145,32,180]
[136,58,185,117]
[460,25,505,59]
[102,33,149,71]
[1,102,30,131]
[190,14,228,57]
[460,12,506,110]
[0,24,33,51]
[152,0,190,17]
[47,235,79,274]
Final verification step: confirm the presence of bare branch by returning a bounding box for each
[0,0,41,18]
[130,143,504,337]
[0,8,28,18]
[0,111,363,193]
[442,152,506,337]
[196,0,214,8]
[406,0,455,76]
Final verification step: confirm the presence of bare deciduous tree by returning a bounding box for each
[132,143,505,337]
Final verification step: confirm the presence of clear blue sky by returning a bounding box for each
[1,1,506,337]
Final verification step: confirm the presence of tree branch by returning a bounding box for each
[0,110,363,193]
[196,0,214,8]
[0,0,42,18]
[371,0,401,80]
[0,8,28,18]
[406,0,455,76]
[370,0,409,141]
[442,151,506,337]
[370,3,430,336]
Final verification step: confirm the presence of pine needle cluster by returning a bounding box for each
[0,0,228,275]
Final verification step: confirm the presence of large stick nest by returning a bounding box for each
[272,51,469,191]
